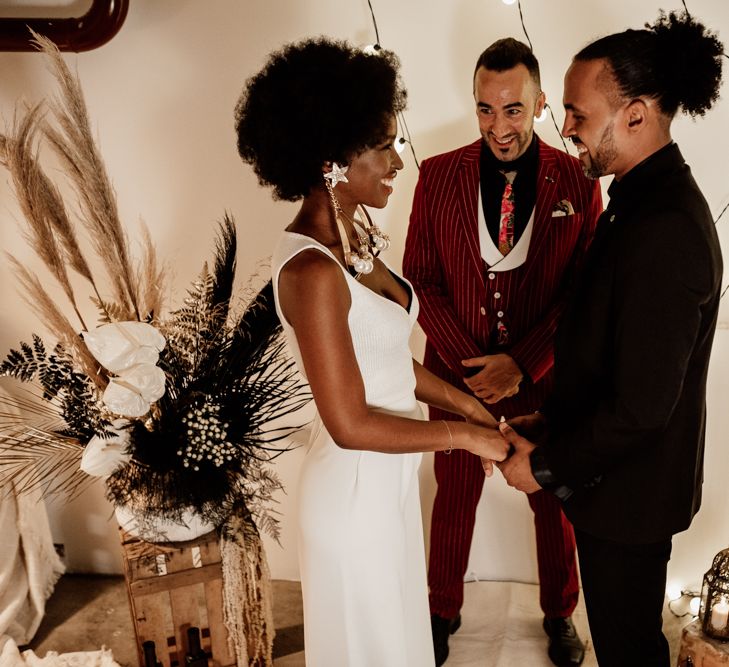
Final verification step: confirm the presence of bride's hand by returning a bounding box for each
[460,423,509,476]
[462,396,499,428]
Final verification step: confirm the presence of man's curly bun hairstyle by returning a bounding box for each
[235,37,407,202]
[575,10,723,118]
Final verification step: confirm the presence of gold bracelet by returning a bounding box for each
[442,420,454,455]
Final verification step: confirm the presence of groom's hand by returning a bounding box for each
[497,422,541,493]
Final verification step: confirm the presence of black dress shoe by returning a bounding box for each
[431,613,461,666]
[543,616,585,666]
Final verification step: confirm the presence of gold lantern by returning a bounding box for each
[700,547,729,641]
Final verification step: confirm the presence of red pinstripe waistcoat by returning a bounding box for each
[403,137,603,420]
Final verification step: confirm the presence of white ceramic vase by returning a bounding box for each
[114,504,215,543]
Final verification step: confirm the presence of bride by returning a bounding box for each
[234,37,508,666]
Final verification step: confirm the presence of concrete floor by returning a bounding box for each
[24,575,689,666]
[24,575,305,666]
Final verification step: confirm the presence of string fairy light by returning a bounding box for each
[366,0,381,44]
[364,0,420,169]
[666,583,703,619]
[680,0,729,300]
[364,0,729,265]
[714,201,729,227]
[516,0,729,303]
[515,0,534,52]
[500,0,569,152]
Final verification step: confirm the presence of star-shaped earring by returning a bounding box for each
[323,162,349,187]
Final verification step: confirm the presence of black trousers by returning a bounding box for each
[574,528,672,667]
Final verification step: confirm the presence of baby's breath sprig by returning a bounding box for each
[178,400,236,470]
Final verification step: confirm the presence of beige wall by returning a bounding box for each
[1,0,728,597]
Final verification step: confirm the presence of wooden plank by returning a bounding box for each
[134,592,176,667]
[119,527,236,667]
[169,583,204,662]
[205,576,236,666]
[129,563,222,596]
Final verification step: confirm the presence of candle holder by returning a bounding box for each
[700,547,729,641]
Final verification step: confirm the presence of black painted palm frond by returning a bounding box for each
[210,213,237,327]
[0,336,43,382]
[0,35,310,540]
[1,336,110,442]
[106,336,309,538]
[213,279,282,391]
[103,264,309,538]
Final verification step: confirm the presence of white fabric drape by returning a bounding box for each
[0,379,66,665]
[0,482,66,664]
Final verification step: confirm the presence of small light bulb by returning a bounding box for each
[395,137,406,154]
[502,0,518,5]
[666,582,683,601]
[535,107,548,123]
[363,43,382,55]
[689,596,701,616]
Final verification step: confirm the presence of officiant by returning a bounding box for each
[403,37,603,667]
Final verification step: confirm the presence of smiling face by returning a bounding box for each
[474,64,545,163]
[332,116,403,214]
[562,59,626,179]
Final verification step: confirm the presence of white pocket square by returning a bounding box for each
[551,199,576,217]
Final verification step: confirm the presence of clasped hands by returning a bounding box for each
[462,352,522,404]
[464,400,541,494]
[465,416,540,492]
[467,403,543,494]
[461,354,541,493]
[493,414,542,494]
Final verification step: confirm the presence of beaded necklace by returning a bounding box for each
[324,178,391,278]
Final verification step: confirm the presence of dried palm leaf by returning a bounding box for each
[138,222,166,321]
[31,30,139,320]
[0,106,89,329]
[0,428,92,501]
[8,257,106,389]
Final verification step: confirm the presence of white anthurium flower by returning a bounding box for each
[102,363,167,417]
[83,322,166,373]
[80,419,132,477]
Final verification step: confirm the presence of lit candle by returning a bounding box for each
[711,598,729,631]
[689,597,701,616]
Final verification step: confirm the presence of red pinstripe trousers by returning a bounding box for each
[428,448,579,619]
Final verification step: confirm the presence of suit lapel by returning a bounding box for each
[520,138,559,283]
[455,140,485,288]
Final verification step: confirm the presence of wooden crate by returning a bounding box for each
[119,527,235,667]
[677,619,729,667]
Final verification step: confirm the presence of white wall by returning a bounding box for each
[1,1,727,596]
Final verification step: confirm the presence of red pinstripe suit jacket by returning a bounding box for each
[403,137,603,420]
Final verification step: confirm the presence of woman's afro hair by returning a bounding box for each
[235,37,407,201]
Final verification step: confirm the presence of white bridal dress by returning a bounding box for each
[273,232,434,667]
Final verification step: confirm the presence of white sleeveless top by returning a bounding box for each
[272,231,420,413]
[270,230,434,667]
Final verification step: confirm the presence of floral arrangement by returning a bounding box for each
[0,33,309,546]
[0,33,310,664]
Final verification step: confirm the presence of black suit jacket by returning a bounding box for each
[539,143,723,544]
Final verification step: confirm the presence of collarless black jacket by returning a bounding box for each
[540,142,723,544]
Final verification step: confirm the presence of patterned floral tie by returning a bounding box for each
[498,170,517,256]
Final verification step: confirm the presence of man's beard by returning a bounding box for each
[583,122,617,179]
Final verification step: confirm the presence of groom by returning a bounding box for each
[403,38,602,667]
[499,13,724,667]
